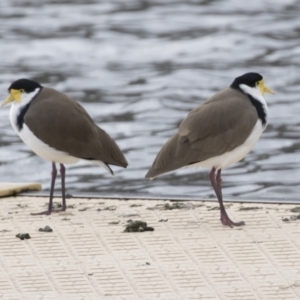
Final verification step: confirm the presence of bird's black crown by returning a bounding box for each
[8,79,42,93]
[230,72,263,90]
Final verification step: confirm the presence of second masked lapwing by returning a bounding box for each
[145,72,273,227]
[2,79,128,215]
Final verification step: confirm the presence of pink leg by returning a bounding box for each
[31,163,67,215]
[31,162,57,215]
[60,164,67,212]
[209,168,245,227]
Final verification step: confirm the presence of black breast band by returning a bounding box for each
[247,95,267,126]
[17,103,31,131]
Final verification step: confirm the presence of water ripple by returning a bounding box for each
[0,0,300,200]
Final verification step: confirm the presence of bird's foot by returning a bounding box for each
[31,207,66,216]
[220,212,245,228]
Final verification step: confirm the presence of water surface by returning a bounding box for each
[0,0,300,200]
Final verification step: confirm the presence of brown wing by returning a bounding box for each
[145,88,258,178]
[24,87,128,168]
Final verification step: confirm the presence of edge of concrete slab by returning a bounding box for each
[1,182,298,205]
[20,191,300,204]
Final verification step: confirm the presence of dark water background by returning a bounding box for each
[0,0,300,200]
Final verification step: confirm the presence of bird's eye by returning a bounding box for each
[20,89,25,93]
[255,82,259,86]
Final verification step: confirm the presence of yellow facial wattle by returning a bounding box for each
[258,80,274,96]
[1,89,22,107]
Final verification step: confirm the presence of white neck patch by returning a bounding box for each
[19,88,41,107]
[9,87,41,132]
[239,83,269,123]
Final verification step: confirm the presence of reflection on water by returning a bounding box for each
[0,0,300,200]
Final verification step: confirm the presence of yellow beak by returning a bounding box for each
[1,89,22,107]
[258,80,274,96]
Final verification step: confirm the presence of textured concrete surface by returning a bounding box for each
[0,196,300,299]
[0,183,42,197]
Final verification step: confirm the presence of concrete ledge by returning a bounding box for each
[0,182,42,197]
[0,196,300,299]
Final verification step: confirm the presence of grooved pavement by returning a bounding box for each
[0,196,300,299]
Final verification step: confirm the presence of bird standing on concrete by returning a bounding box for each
[2,79,128,215]
[146,72,273,227]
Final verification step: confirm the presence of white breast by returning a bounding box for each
[189,120,264,170]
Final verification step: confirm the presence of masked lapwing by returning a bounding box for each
[145,72,273,227]
[2,79,128,215]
